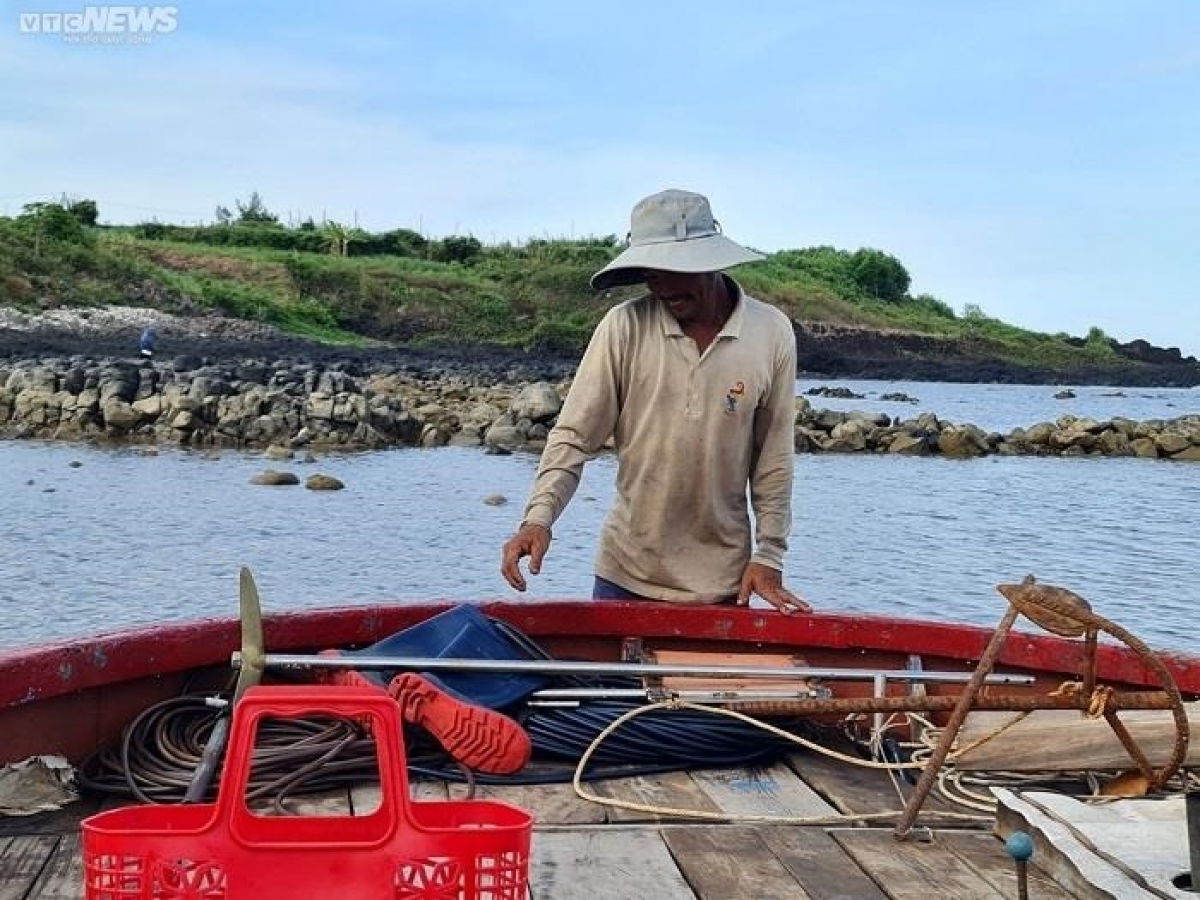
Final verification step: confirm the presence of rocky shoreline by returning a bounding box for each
[1,308,1198,461]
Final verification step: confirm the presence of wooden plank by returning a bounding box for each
[936,831,1076,900]
[784,751,902,819]
[689,762,836,819]
[0,834,58,900]
[347,779,448,815]
[833,828,1010,899]
[785,750,964,821]
[663,826,812,899]
[757,826,889,900]
[27,832,83,900]
[530,829,697,900]
[957,704,1200,770]
[447,781,606,825]
[0,795,100,837]
[350,781,382,814]
[589,770,721,823]
[249,786,351,816]
[408,779,450,802]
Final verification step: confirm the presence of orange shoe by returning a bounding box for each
[315,649,381,689]
[387,672,531,775]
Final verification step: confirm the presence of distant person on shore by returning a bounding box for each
[500,189,808,614]
[138,327,157,360]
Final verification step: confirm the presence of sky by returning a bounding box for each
[2,1,1198,357]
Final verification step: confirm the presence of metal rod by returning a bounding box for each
[873,673,887,739]
[1015,859,1029,900]
[1187,790,1200,892]
[235,652,1035,685]
[895,604,1021,839]
[548,690,1175,715]
[1082,628,1099,702]
[1103,709,1157,783]
[530,689,825,706]
[532,688,821,701]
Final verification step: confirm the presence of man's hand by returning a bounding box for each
[500,523,552,592]
[735,562,811,615]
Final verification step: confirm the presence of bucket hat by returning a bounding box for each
[590,189,764,291]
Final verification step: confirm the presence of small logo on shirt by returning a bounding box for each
[724,381,745,415]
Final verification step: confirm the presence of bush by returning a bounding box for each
[433,235,483,264]
[906,293,956,319]
[67,199,99,227]
[234,192,278,225]
[19,203,91,245]
[849,248,910,302]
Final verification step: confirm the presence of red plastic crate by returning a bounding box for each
[82,685,532,900]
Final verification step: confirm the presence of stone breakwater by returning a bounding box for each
[0,357,1198,461]
[793,400,1200,461]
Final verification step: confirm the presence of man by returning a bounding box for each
[138,327,157,360]
[500,189,808,614]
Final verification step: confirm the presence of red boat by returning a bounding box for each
[1,576,1197,899]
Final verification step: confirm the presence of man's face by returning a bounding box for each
[644,270,715,325]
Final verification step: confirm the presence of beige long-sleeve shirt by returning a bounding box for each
[522,280,797,601]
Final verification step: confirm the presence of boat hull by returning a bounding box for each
[3,600,1199,766]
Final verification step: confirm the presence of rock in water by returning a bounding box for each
[250,470,299,486]
[305,474,344,491]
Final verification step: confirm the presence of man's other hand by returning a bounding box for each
[500,523,552,592]
[735,562,811,615]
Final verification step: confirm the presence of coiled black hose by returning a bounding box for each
[79,688,819,803]
[79,617,822,803]
[79,695,384,805]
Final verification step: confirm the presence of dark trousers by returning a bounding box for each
[592,576,653,601]
[592,576,736,604]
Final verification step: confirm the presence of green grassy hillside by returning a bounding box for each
[0,200,1149,373]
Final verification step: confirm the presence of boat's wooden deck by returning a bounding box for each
[1,751,1076,900]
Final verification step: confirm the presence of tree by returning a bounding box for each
[19,202,88,245]
[382,228,428,258]
[433,235,482,264]
[65,198,99,226]
[322,221,350,257]
[234,192,278,225]
[849,248,910,302]
[214,205,232,225]
[1085,326,1114,353]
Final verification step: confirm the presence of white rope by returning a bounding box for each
[570,699,989,825]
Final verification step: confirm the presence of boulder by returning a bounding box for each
[250,470,299,486]
[1096,430,1133,456]
[101,400,140,430]
[888,433,931,455]
[938,425,987,458]
[829,419,869,451]
[1154,431,1192,455]
[510,382,562,423]
[131,396,162,419]
[305,474,345,491]
[484,422,525,449]
[1130,438,1159,458]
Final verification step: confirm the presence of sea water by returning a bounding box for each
[1,380,1196,652]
